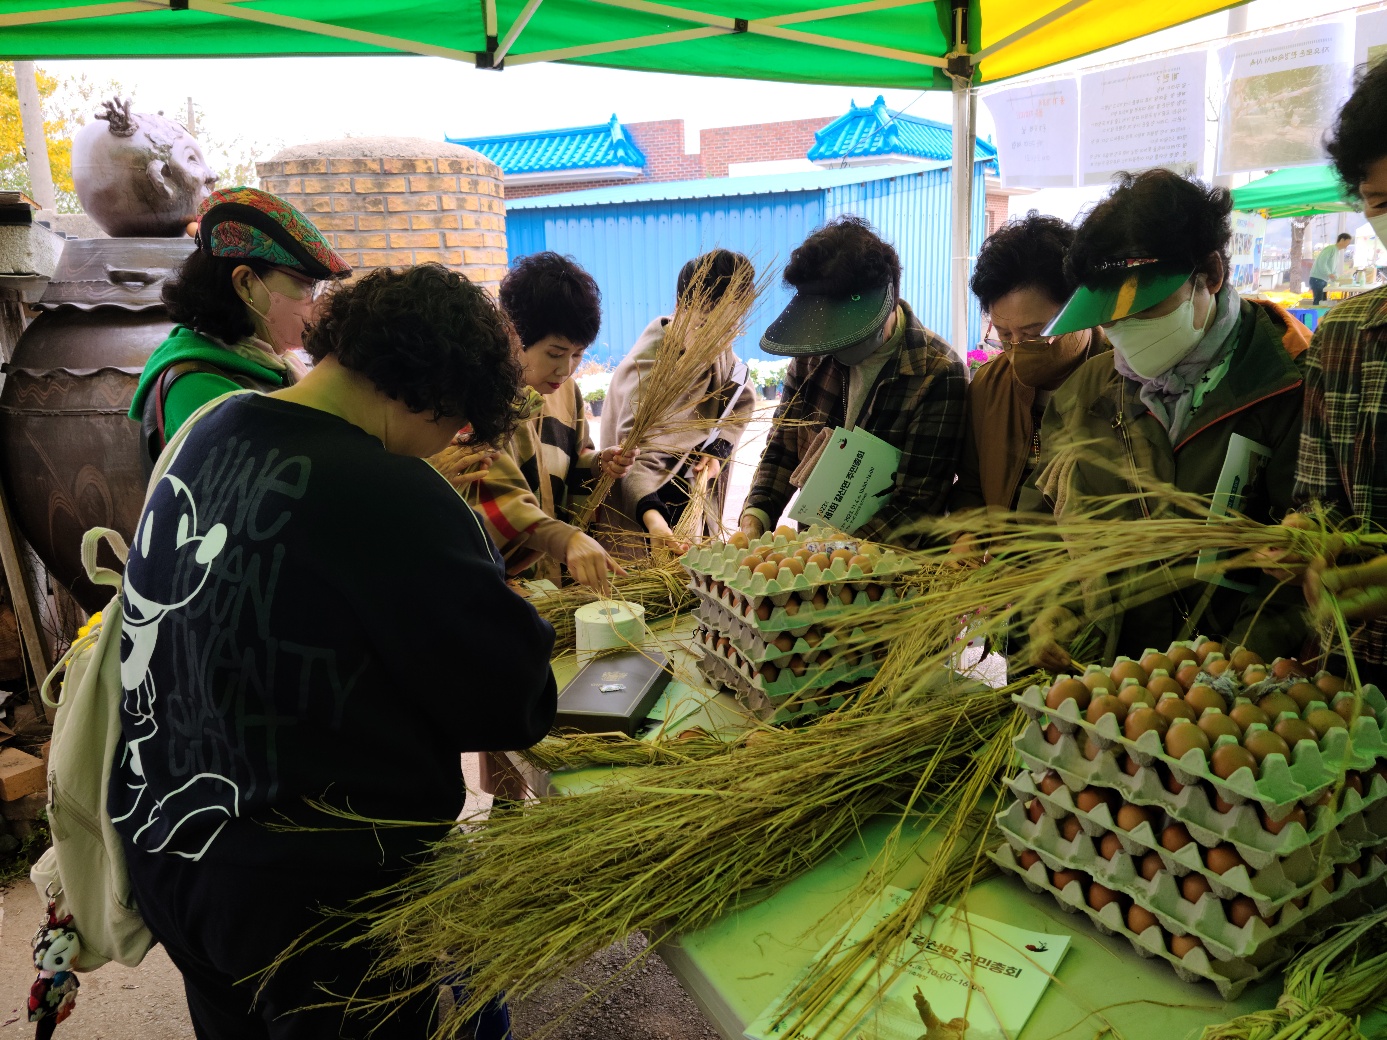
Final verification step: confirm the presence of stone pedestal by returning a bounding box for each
[257,138,508,292]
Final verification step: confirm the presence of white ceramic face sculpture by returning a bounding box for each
[71,97,218,237]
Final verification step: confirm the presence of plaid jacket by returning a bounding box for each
[1292,286,1387,664]
[742,300,966,547]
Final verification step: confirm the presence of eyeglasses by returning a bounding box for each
[270,265,330,301]
[982,324,1059,352]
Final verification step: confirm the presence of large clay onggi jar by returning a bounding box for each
[0,238,193,612]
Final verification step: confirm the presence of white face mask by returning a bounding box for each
[246,272,316,353]
[1368,213,1387,249]
[1106,292,1213,381]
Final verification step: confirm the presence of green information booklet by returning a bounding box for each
[743,887,1069,1040]
[786,426,899,534]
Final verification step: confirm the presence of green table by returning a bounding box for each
[533,627,1387,1040]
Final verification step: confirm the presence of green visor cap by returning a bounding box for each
[760,282,893,356]
[1044,260,1193,336]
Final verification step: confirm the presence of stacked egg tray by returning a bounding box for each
[991,641,1387,999]
[680,526,916,721]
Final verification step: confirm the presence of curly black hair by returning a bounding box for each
[1067,170,1232,289]
[783,216,901,297]
[162,249,273,344]
[304,264,522,444]
[677,249,753,307]
[970,211,1076,311]
[1326,60,1387,197]
[500,252,602,349]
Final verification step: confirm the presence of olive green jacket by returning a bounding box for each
[1035,298,1312,662]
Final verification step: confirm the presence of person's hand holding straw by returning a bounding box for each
[1026,604,1081,673]
[564,530,627,596]
[428,441,497,491]
[1307,554,1387,621]
[596,446,639,480]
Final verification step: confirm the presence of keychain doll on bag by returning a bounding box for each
[29,900,81,1037]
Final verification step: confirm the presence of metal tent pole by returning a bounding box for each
[14,61,55,211]
[949,76,977,360]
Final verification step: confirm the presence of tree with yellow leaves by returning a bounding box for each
[0,61,75,203]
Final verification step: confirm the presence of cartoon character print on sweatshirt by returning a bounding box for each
[110,473,237,860]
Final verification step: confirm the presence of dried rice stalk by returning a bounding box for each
[571,254,769,529]
[527,560,692,652]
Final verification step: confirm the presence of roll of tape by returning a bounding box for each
[574,599,649,666]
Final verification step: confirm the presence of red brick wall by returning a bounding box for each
[496,115,836,200]
[699,116,836,178]
[984,191,1010,238]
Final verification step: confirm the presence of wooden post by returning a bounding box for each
[0,480,53,718]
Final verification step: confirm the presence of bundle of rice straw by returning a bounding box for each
[527,560,692,653]
[1201,909,1387,1040]
[571,253,769,530]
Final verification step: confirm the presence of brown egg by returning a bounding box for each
[1341,859,1364,879]
[1165,721,1212,759]
[782,557,805,576]
[1099,832,1125,860]
[760,662,780,683]
[1039,771,1065,795]
[1127,904,1160,934]
[1046,677,1091,711]
[1211,743,1258,780]
[1170,933,1204,958]
[1229,702,1271,731]
[1017,849,1042,870]
[1205,658,1232,677]
[1175,661,1202,690]
[1333,694,1363,724]
[1052,868,1088,892]
[834,586,853,605]
[773,632,794,653]
[1226,896,1261,928]
[766,552,787,567]
[1076,788,1113,814]
[1086,694,1128,724]
[1082,669,1115,695]
[754,561,780,580]
[1059,816,1083,842]
[774,525,797,538]
[1156,696,1198,725]
[793,547,813,561]
[1167,645,1198,667]
[1229,647,1264,672]
[782,597,800,617]
[1305,708,1348,741]
[1244,729,1292,766]
[806,552,831,572]
[803,627,823,647]
[1345,772,1366,797]
[1025,798,1045,823]
[1141,651,1175,675]
[864,583,883,601]
[829,548,854,565]
[1181,873,1212,903]
[1321,873,1337,894]
[1080,733,1105,761]
[1185,684,1228,715]
[787,655,807,677]
[1198,711,1243,743]
[1122,753,1143,777]
[1274,716,1317,747]
[1116,804,1153,832]
[1165,769,1186,796]
[1213,791,1238,814]
[1119,685,1158,711]
[729,531,750,550]
[1149,675,1186,699]
[1161,822,1194,852]
[1125,706,1169,741]
[1258,692,1300,720]
[811,590,828,610]
[1206,844,1245,875]
[1043,722,1063,745]
[1315,672,1348,697]
[741,554,763,570]
[1272,657,1308,680]
[1262,805,1307,836]
[1194,640,1224,664]
[1243,665,1271,686]
[1139,851,1164,881]
[1110,659,1149,686]
[754,601,771,621]
[1088,882,1122,912]
[847,554,873,574]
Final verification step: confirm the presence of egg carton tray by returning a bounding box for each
[1014,719,1387,853]
[687,576,905,636]
[692,592,886,644]
[1014,684,1387,815]
[998,781,1373,905]
[694,637,879,702]
[1008,768,1387,871]
[995,797,1387,957]
[691,611,859,667]
[735,680,862,724]
[990,844,1385,1000]
[681,526,919,596]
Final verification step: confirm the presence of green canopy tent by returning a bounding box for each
[1231,164,1354,219]
[1,0,1245,350]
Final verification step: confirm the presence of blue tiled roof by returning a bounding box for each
[808,96,997,165]
[446,115,646,176]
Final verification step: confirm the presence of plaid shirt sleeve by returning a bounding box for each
[742,355,813,523]
[856,354,967,545]
[1291,333,1344,513]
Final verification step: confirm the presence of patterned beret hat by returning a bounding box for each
[196,186,351,280]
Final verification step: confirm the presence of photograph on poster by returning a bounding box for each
[1079,52,1207,186]
[981,79,1079,189]
[1229,211,1267,292]
[1217,23,1351,175]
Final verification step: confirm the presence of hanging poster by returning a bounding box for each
[1217,22,1353,175]
[981,79,1079,189]
[1229,210,1268,292]
[1079,53,1208,186]
[1356,9,1387,70]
